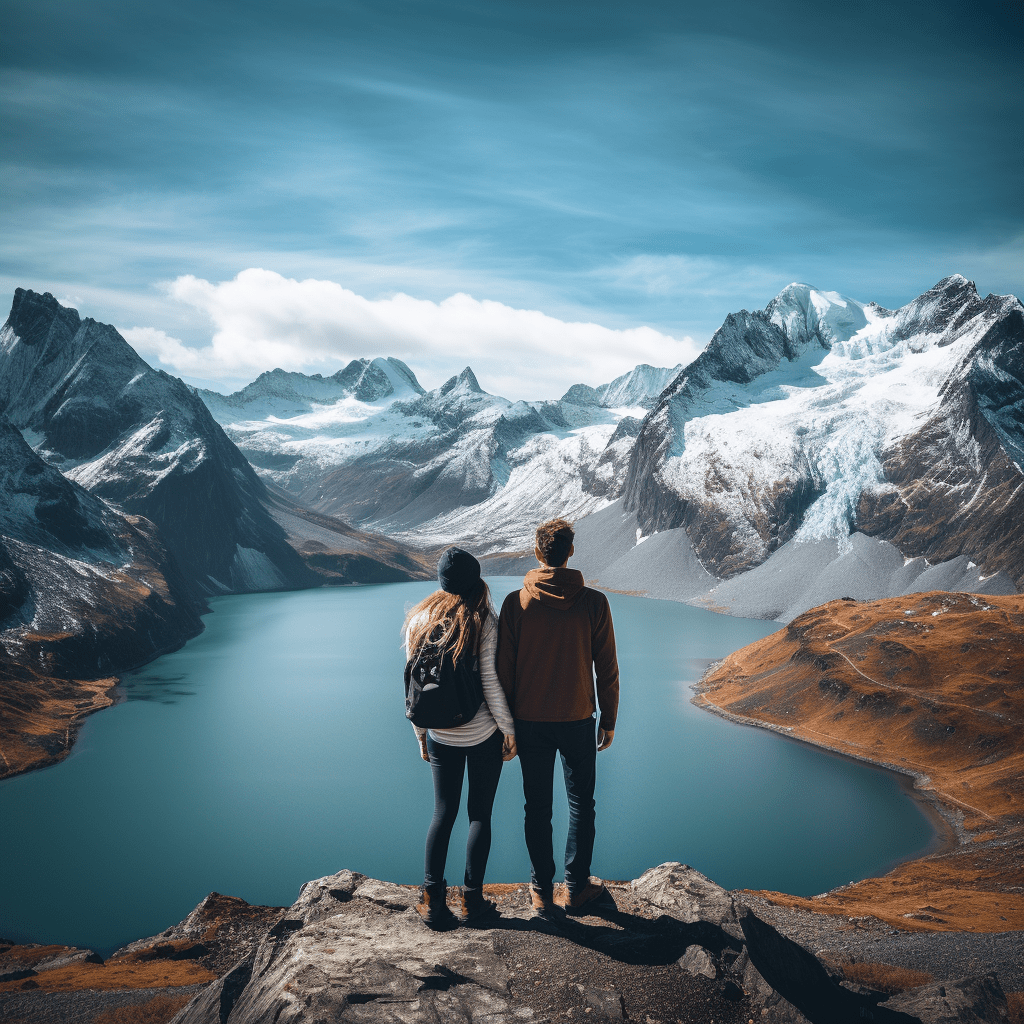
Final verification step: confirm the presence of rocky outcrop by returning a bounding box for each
[697,591,1024,934]
[2,866,1016,1024]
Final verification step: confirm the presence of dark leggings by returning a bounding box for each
[425,729,504,889]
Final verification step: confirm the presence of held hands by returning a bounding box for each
[597,728,614,752]
[417,734,516,761]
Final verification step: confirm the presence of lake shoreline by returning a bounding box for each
[695,592,1024,934]
[4,581,940,958]
[0,618,205,783]
[0,577,401,783]
[691,677,959,863]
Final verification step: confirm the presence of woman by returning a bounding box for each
[404,546,516,930]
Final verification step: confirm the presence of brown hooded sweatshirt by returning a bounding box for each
[496,567,619,730]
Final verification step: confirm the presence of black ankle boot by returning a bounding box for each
[459,887,499,926]
[416,880,458,930]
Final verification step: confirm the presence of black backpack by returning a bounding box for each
[404,624,484,729]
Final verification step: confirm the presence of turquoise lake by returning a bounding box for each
[0,578,935,954]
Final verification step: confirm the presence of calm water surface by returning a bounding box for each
[0,578,934,953]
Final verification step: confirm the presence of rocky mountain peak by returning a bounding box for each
[366,356,426,398]
[0,290,151,459]
[438,366,484,396]
[5,288,81,348]
[331,358,373,389]
[598,363,685,409]
[889,274,991,346]
[560,365,685,411]
[0,288,317,595]
[765,282,869,350]
[560,383,601,406]
[680,309,795,390]
[933,273,977,295]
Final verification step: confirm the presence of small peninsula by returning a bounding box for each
[695,590,1024,934]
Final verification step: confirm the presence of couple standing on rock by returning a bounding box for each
[403,518,620,929]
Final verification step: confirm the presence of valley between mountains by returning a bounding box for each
[1,275,1022,974]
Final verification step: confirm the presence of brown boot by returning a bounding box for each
[529,886,562,923]
[557,881,615,915]
[416,881,458,930]
[460,888,500,926]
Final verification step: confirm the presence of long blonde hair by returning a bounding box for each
[404,581,491,663]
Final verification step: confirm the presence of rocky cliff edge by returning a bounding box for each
[2,865,1020,1024]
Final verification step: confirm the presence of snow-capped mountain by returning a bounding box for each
[202,361,676,552]
[0,289,316,594]
[0,292,434,777]
[0,413,206,777]
[560,363,682,409]
[198,276,1022,602]
[623,276,1024,588]
[198,357,424,421]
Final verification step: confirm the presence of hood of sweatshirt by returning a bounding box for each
[522,566,586,609]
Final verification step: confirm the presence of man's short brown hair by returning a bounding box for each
[535,517,575,566]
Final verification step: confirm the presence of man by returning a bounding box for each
[497,517,619,919]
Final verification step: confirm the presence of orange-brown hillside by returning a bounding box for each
[696,590,1024,933]
[0,656,118,779]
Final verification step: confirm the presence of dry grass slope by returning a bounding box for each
[697,591,1024,932]
[0,663,118,779]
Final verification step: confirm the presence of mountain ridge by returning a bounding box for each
[621,275,1024,585]
[0,413,205,779]
[190,275,1023,615]
[0,288,313,595]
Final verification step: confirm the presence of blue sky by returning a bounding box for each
[1,0,1021,398]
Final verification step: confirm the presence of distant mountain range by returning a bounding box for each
[199,357,682,553]
[196,275,1023,616]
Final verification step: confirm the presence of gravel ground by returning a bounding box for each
[0,983,206,1024]
[740,893,1024,993]
[485,885,755,1024]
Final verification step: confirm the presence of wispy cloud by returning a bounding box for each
[595,254,785,300]
[3,0,1019,368]
[124,269,700,401]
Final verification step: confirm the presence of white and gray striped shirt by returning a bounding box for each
[407,610,515,747]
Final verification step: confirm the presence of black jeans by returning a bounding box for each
[424,729,504,890]
[515,717,597,896]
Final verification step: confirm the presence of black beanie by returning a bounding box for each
[437,547,481,596]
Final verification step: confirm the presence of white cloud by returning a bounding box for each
[124,268,700,401]
[121,326,208,370]
[597,254,784,299]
